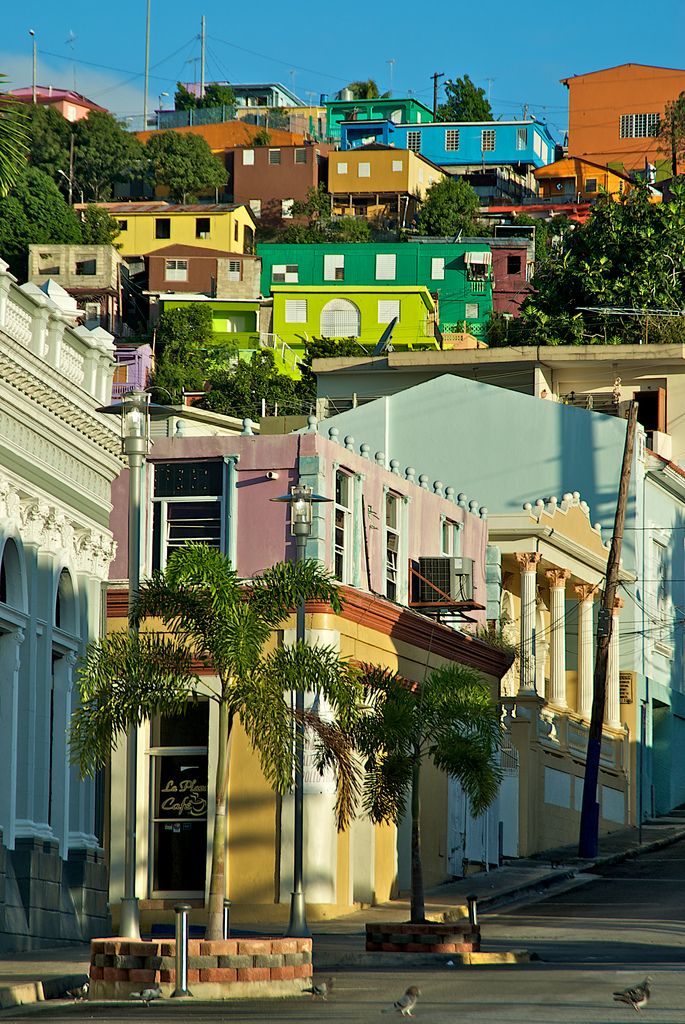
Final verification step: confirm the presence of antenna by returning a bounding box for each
[65,30,77,90]
[387,58,395,97]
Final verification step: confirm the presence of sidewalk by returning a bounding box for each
[2,811,685,1010]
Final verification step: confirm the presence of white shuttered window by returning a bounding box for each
[285,299,307,323]
[378,299,400,323]
[375,253,396,280]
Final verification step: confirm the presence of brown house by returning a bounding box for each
[229,143,329,226]
[146,245,261,299]
[490,238,534,316]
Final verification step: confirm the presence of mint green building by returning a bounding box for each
[259,242,493,338]
[325,96,434,141]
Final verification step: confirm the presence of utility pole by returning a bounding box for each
[387,58,395,98]
[143,0,151,127]
[578,401,638,859]
[29,30,37,104]
[431,71,444,119]
[200,15,206,99]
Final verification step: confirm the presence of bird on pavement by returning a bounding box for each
[303,976,334,1000]
[65,980,89,1000]
[130,985,163,1006]
[382,985,421,1017]
[613,977,651,1012]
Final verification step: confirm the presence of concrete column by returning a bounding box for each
[546,570,571,707]
[605,597,624,729]
[575,584,596,719]
[516,553,541,694]
[51,652,76,859]
[0,628,25,850]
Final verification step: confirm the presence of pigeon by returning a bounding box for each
[303,976,334,1000]
[382,986,421,1017]
[131,985,163,1006]
[65,980,89,1000]
[613,977,651,1012]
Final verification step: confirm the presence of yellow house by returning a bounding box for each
[328,145,446,226]
[535,156,662,203]
[78,202,257,257]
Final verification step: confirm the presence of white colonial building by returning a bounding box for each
[0,258,121,951]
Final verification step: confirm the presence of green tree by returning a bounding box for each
[297,337,362,404]
[659,92,685,176]
[73,111,145,201]
[174,82,197,110]
[277,184,373,244]
[353,663,503,922]
[199,349,302,419]
[437,75,492,122]
[0,166,81,279]
[79,204,121,245]
[252,128,271,147]
[343,80,381,99]
[145,131,227,202]
[150,303,213,400]
[70,544,363,940]
[201,83,236,109]
[0,75,29,196]
[417,176,481,237]
[25,104,71,184]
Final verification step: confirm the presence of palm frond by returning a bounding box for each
[250,559,344,625]
[0,78,28,197]
[304,711,362,831]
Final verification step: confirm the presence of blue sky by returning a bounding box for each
[3,0,685,141]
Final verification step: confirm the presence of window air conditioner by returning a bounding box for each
[417,556,473,603]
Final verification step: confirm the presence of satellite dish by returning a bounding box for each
[372,317,398,356]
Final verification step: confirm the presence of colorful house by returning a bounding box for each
[229,143,330,226]
[325,95,434,141]
[535,156,663,202]
[79,202,256,258]
[259,242,493,338]
[327,146,445,226]
[8,85,106,121]
[146,245,261,300]
[561,63,685,180]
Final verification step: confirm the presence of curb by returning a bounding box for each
[0,973,88,1013]
[314,948,532,969]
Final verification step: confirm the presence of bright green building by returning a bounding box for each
[259,242,493,338]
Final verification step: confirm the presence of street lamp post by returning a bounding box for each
[157,91,168,130]
[28,30,37,104]
[271,483,331,938]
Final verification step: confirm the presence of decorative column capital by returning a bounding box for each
[516,552,542,572]
[546,568,571,589]
[574,583,597,602]
[613,597,625,613]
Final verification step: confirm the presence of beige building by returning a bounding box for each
[28,244,123,333]
[328,145,446,226]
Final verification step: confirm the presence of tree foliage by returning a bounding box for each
[174,82,236,110]
[24,103,70,185]
[276,184,372,243]
[150,303,213,400]
[0,166,81,278]
[353,663,503,922]
[437,75,492,122]
[79,204,121,245]
[659,92,685,175]
[0,75,29,196]
[73,111,145,201]
[417,176,481,237]
[343,80,382,100]
[145,130,227,202]
[70,544,363,939]
[199,348,304,419]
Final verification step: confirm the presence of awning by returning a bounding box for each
[464,251,492,266]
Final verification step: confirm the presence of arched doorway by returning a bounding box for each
[320,298,361,338]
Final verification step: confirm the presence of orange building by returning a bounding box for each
[561,63,685,180]
[135,120,305,157]
[535,155,662,203]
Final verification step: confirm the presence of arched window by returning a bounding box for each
[55,569,78,635]
[320,298,361,339]
[0,538,26,611]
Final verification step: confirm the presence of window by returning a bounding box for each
[431,257,445,280]
[294,148,307,164]
[406,130,422,152]
[516,127,528,150]
[118,219,128,231]
[84,302,100,326]
[320,298,360,338]
[585,178,597,193]
[378,299,400,323]
[441,518,459,556]
[357,162,371,178]
[445,128,460,151]
[75,259,96,276]
[155,218,171,239]
[285,298,307,323]
[390,109,403,124]
[392,159,403,172]
[324,254,345,281]
[334,471,352,583]
[249,199,261,218]
[150,702,209,896]
[465,302,479,319]
[375,253,396,280]
[281,198,294,219]
[164,259,188,282]
[152,461,225,572]
[385,492,400,601]
[337,161,348,174]
[272,263,298,283]
[481,129,496,151]
[234,221,239,242]
[506,254,521,275]
[619,113,660,138]
[533,133,543,157]
[268,148,281,164]
[242,149,255,165]
[227,259,241,282]
[196,217,211,239]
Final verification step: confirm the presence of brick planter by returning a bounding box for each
[365,921,481,954]
[89,937,312,1000]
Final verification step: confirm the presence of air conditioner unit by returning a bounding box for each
[417,556,473,603]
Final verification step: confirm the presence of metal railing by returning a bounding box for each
[259,332,301,373]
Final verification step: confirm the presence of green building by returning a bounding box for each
[259,242,493,339]
[324,96,434,141]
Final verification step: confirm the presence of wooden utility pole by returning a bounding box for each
[578,401,638,858]
[431,72,444,118]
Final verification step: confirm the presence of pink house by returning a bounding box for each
[8,86,107,121]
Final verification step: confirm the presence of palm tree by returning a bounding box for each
[344,79,380,100]
[354,663,502,923]
[70,544,363,940]
[0,75,29,197]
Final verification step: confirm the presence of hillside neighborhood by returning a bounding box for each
[1,47,685,1011]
